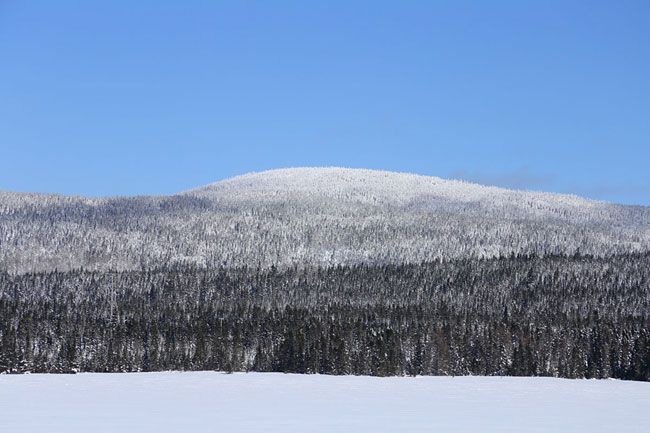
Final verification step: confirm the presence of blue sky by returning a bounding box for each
[1,1,649,205]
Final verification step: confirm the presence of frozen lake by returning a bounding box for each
[1,372,648,433]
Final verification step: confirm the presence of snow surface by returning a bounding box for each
[1,372,648,433]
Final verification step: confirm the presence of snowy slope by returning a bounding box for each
[187,167,629,223]
[191,167,585,207]
[1,372,649,433]
[1,167,649,273]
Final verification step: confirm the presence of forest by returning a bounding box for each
[1,252,649,380]
[3,168,650,274]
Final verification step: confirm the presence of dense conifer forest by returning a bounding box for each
[2,253,649,380]
[3,168,650,274]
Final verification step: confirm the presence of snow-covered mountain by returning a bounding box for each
[1,167,649,273]
[187,167,635,223]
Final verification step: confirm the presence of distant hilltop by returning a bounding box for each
[1,167,649,273]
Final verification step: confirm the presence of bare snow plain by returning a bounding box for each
[1,372,648,433]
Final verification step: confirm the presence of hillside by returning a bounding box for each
[1,167,649,273]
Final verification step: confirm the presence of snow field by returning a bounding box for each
[1,372,649,433]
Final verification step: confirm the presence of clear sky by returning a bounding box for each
[1,1,649,205]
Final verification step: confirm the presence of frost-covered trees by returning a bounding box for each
[2,169,649,379]
[1,168,649,273]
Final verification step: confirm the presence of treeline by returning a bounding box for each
[1,253,649,380]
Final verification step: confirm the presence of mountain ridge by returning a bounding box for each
[185,167,602,205]
[0,166,633,207]
[1,167,649,273]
